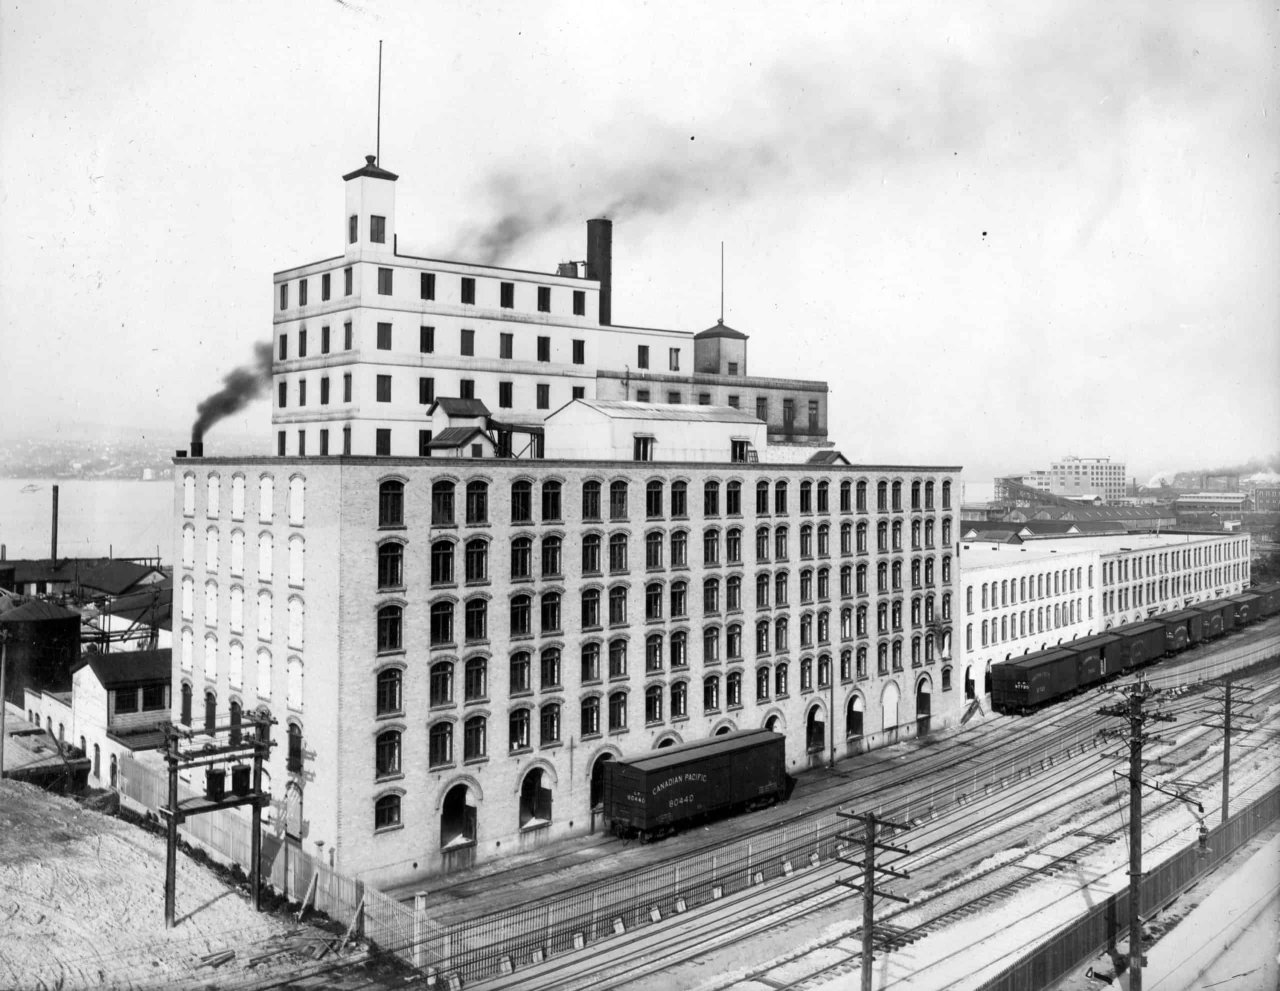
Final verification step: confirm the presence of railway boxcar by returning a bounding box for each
[1110,620,1167,669]
[1068,633,1124,681]
[602,729,786,839]
[991,648,1080,713]
[1190,599,1233,639]
[1159,608,1203,653]
[1252,583,1280,618]
[1228,591,1263,626]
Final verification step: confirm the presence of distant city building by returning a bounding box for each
[1174,492,1250,513]
[1247,485,1280,513]
[1048,456,1126,505]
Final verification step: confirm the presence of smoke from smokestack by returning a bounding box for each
[192,341,274,442]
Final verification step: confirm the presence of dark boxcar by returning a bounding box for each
[1069,639,1105,689]
[1251,583,1280,618]
[1069,633,1124,681]
[1159,608,1203,653]
[602,729,786,838]
[1191,599,1233,639]
[1228,591,1262,626]
[1111,621,1168,670]
[991,648,1079,713]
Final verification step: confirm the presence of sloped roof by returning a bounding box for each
[694,319,749,340]
[807,450,850,465]
[0,598,81,623]
[101,579,173,619]
[74,648,172,688]
[75,560,162,596]
[342,155,399,182]
[428,426,493,449]
[564,398,762,425]
[428,397,491,418]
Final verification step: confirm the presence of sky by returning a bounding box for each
[1,0,1277,485]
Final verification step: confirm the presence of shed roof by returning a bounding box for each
[75,560,161,596]
[428,426,493,449]
[694,319,749,340]
[428,397,491,418]
[807,450,850,465]
[0,598,81,623]
[74,648,172,688]
[565,398,762,425]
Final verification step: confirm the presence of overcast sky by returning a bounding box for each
[2,0,1277,484]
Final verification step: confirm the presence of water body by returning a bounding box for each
[0,479,174,562]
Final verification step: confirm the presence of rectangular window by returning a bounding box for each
[370,215,386,243]
[279,283,288,310]
[321,325,330,353]
[375,429,391,456]
[420,325,434,353]
[344,321,353,349]
[537,336,550,362]
[348,215,357,244]
[636,389,650,403]
[637,345,649,369]
[808,400,819,431]
[537,286,551,312]
[277,431,286,456]
[500,282,514,308]
[420,272,435,300]
[320,376,330,405]
[698,393,710,405]
[500,332,513,359]
[377,322,392,350]
[572,339,585,364]
[298,329,307,357]
[298,279,308,307]
[459,378,475,400]
[572,386,585,400]
[727,395,739,408]
[460,277,475,304]
[728,361,738,375]
[298,380,307,406]
[344,266,352,295]
[297,430,306,455]
[499,381,513,408]
[731,440,748,463]
[756,397,768,421]
[783,398,795,427]
[377,375,392,403]
[343,373,352,402]
[321,272,331,300]
[377,267,393,295]
[319,429,329,455]
[278,335,287,360]
[573,290,585,316]
[633,436,654,461]
[536,383,550,409]
[666,392,681,404]
[278,382,287,408]
[419,377,435,405]
[419,430,433,456]
[669,348,680,371]
[461,329,475,356]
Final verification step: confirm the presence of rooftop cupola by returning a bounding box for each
[694,319,749,375]
[343,155,398,258]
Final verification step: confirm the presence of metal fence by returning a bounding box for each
[975,780,1280,991]
[116,755,423,968]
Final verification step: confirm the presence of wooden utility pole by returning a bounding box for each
[836,810,912,991]
[160,713,274,928]
[1200,675,1254,826]
[1099,681,1174,991]
[0,629,11,780]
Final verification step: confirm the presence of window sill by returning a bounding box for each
[375,772,405,784]
[428,761,456,772]
[539,741,563,751]
[374,822,404,836]
[607,728,629,737]
[509,746,533,757]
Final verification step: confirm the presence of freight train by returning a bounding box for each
[991,584,1280,714]
[601,728,789,841]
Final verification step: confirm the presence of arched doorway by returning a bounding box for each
[519,768,552,829]
[764,714,780,733]
[714,724,733,736]
[805,704,825,754]
[881,681,900,742]
[109,754,117,788]
[916,676,932,737]
[441,783,477,849]
[846,695,864,740]
[964,666,976,701]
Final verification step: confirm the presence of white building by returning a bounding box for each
[1049,456,1127,505]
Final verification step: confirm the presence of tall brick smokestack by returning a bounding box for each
[586,218,612,326]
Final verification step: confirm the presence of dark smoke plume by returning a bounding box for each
[192,341,274,441]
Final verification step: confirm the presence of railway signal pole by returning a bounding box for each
[835,810,912,991]
[1200,675,1254,825]
[1098,680,1175,991]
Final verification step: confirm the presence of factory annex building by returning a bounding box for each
[174,157,960,886]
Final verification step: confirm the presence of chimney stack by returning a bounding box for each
[51,485,59,561]
[586,218,613,326]
[190,427,204,459]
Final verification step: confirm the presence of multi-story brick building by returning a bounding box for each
[1048,455,1127,505]
[173,154,959,888]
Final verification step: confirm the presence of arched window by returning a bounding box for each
[609,480,628,520]
[646,480,664,519]
[511,480,533,523]
[704,480,720,517]
[287,722,303,772]
[608,586,627,625]
[645,531,664,569]
[428,723,453,767]
[378,480,403,527]
[670,529,687,567]
[774,481,788,514]
[540,703,561,744]
[582,480,602,520]
[581,696,601,736]
[510,651,532,693]
[541,480,562,522]
[727,671,743,707]
[374,794,401,831]
[540,648,562,689]
[609,533,629,572]
[510,537,532,579]
[376,730,401,778]
[509,708,532,751]
[703,675,721,711]
[670,480,688,517]
[430,661,454,706]
[203,689,216,734]
[645,685,664,724]
[378,542,404,590]
[465,480,488,525]
[376,668,402,715]
[756,666,771,701]
[464,715,487,759]
[377,605,402,652]
[541,535,562,577]
[775,662,789,696]
[608,691,628,730]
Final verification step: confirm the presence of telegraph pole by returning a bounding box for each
[1201,675,1254,826]
[1099,680,1175,991]
[836,810,912,991]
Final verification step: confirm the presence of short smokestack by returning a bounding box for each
[586,218,613,326]
[191,440,204,458]
[51,485,59,561]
